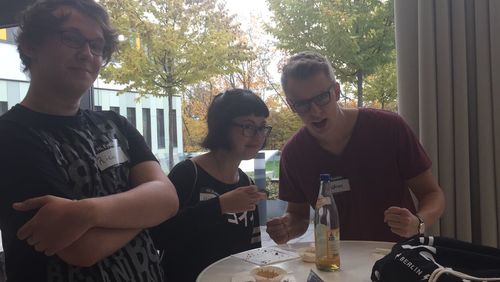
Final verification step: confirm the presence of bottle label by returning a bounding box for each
[327,229,340,255]
[315,225,340,257]
[315,196,331,209]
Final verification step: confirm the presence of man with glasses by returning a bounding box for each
[266,51,445,243]
[0,0,178,281]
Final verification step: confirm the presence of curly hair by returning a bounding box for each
[16,0,118,72]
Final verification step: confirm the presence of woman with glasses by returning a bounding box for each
[151,88,270,282]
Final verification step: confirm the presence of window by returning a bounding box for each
[127,107,136,127]
[0,29,6,41]
[142,108,151,148]
[94,105,102,111]
[0,102,8,116]
[171,109,178,147]
[0,27,18,44]
[157,109,165,149]
[110,106,120,114]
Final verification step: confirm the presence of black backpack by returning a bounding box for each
[371,236,500,282]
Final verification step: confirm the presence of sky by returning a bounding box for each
[224,0,272,25]
[222,0,283,85]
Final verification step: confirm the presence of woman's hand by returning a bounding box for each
[219,185,267,214]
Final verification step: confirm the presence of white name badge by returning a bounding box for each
[96,139,128,171]
[331,177,351,194]
[200,192,217,201]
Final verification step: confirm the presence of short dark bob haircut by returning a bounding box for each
[16,0,118,72]
[202,88,269,151]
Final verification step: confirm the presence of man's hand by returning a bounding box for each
[14,195,94,256]
[384,206,420,238]
[266,215,290,244]
[219,185,267,214]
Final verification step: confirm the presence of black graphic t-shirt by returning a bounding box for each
[151,159,261,282]
[0,105,163,282]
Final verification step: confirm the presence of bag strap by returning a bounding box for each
[429,267,500,282]
[184,158,198,204]
[159,159,198,262]
[246,173,254,185]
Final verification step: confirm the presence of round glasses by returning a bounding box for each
[231,123,272,137]
[290,84,334,113]
[58,30,107,57]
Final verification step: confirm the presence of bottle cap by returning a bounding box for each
[320,174,331,181]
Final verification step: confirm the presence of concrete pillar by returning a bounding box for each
[254,152,267,225]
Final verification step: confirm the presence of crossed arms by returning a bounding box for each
[14,161,179,267]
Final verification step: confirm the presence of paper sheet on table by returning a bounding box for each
[232,247,300,266]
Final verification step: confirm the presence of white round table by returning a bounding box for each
[197,240,394,282]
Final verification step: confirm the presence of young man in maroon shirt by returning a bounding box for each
[266,51,445,243]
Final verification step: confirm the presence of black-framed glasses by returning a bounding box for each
[58,30,107,57]
[231,123,272,137]
[290,84,334,113]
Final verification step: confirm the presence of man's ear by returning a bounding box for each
[334,82,341,101]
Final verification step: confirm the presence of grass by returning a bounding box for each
[265,160,280,179]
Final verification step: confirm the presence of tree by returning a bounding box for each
[264,95,302,150]
[180,13,302,153]
[364,58,397,111]
[182,80,224,152]
[266,0,395,107]
[99,0,252,168]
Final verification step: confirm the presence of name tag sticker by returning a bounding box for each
[200,193,217,201]
[331,177,351,194]
[96,139,128,171]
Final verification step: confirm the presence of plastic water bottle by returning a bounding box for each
[314,173,340,271]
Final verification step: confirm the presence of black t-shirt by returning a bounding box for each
[0,104,163,282]
[151,159,261,282]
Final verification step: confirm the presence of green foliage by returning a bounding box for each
[266,0,395,106]
[364,54,397,111]
[266,178,280,200]
[265,96,303,150]
[99,0,253,168]
[265,159,280,178]
[101,0,252,97]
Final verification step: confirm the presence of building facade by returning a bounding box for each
[0,27,184,171]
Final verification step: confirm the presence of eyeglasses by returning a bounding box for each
[58,30,107,57]
[231,123,272,137]
[290,84,334,113]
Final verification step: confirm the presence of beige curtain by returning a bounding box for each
[395,0,500,247]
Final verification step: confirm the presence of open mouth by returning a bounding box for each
[311,118,327,129]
